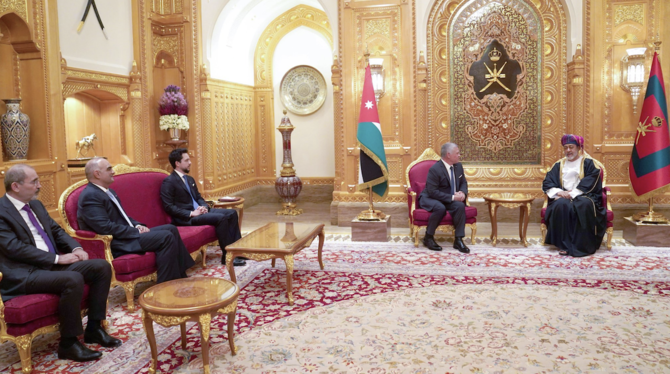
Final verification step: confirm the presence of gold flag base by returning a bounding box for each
[632,197,670,224]
[632,211,669,224]
[357,187,385,221]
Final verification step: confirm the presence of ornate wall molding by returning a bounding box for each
[253,5,332,87]
[426,0,567,190]
[62,67,130,102]
[0,0,28,22]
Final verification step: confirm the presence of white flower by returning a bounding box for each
[159,114,190,131]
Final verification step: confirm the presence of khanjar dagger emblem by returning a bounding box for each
[469,40,521,100]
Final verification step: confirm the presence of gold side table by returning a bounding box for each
[226,222,325,305]
[213,197,245,230]
[139,277,240,374]
[483,193,535,247]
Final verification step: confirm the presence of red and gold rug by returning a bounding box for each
[1,238,669,373]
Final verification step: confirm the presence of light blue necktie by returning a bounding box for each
[105,190,134,227]
[182,175,200,210]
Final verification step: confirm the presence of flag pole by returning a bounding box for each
[357,46,386,221]
[632,37,670,224]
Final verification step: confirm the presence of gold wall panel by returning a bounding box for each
[203,80,256,195]
[426,0,567,193]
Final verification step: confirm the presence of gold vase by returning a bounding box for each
[169,128,181,141]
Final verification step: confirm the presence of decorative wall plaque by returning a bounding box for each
[279,65,327,116]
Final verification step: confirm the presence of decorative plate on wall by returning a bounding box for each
[280,65,327,115]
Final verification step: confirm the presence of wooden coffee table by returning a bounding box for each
[226,222,325,305]
[139,277,240,374]
[483,192,535,247]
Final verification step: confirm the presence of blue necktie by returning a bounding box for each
[450,166,456,196]
[21,204,56,254]
[183,175,200,210]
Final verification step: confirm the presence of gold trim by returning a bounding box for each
[147,313,190,327]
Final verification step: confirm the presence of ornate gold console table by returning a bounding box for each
[483,193,535,247]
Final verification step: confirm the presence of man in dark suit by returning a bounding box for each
[77,158,195,283]
[419,142,470,253]
[160,149,244,266]
[0,165,121,362]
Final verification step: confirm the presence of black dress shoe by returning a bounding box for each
[57,341,102,362]
[84,326,122,348]
[232,257,246,266]
[423,236,442,251]
[453,237,470,254]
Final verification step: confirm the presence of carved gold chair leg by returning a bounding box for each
[540,224,547,245]
[414,226,421,247]
[15,335,34,374]
[470,223,477,244]
[122,283,136,312]
[606,227,613,250]
[201,245,207,268]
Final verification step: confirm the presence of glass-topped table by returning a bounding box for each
[226,222,325,305]
[139,277,239,374]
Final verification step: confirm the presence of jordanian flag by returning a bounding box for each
[629,52,670,201]
[357,64,389,198]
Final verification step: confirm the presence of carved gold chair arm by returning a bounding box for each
[68,233,115,271]
[206,200,215,209]
[0,273,6,336]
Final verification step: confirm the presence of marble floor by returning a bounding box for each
[241,202,625,240]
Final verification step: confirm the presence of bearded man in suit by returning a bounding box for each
[160,148,244,266]
[0,165,121,362]
[419,142,470,253]
[77,158,195,283]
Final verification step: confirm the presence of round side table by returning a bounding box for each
[483,193,535,247]
[213,197,245,230]
[139,277,240,374]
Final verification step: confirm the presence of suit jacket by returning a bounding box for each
[0,195,81,300]
[77,183,144,257]
[160,172,208,226]
[419,161,469,209]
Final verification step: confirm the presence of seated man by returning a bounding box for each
[0,165,121,362]
[542,134,607,257]
[160,149,245,266]
[77,158,195,283]
[419,142,470,254]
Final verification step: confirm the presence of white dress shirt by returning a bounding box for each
[547,156,584,199]
[6,194,60,263]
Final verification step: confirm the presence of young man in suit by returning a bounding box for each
[160,149,244,266]
[77,158,195,283]
[0,165,121,362]
[419,142,470,253]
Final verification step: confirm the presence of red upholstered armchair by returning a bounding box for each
[58,165,218,311]
[0,273,89,373]
[405,148,477,247]
[540,154,614,249]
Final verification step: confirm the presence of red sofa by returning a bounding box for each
[58,164,218,311]
[405,148,478,247]
[541,153,614,249]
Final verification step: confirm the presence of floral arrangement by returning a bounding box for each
[158,85,189,131]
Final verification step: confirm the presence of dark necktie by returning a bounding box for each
[183,175,200,210]
[21,204,56,254]
[450,166,456,196]
[105,190,134,227]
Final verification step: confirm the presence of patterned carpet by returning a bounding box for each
[1,236,670,373]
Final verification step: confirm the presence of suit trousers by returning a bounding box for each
[420,197,466,237]
[190,209,242,263]
[138,224,195,284]
[25,259,111,338]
